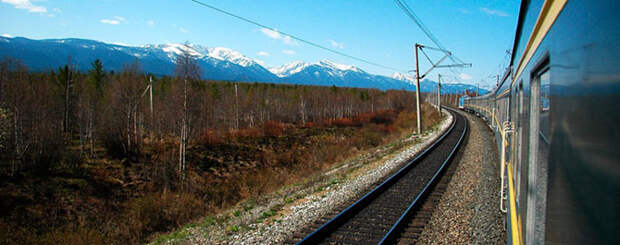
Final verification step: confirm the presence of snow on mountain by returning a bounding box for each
[161,43,204,59]
[206,47,257,67]
[144,44,259,68]
[318,59,361,72]
[0,36,485,93]
[270,59,363,78]
[391,72,417,84]
[268,60,311,77]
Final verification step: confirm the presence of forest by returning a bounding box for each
[0,48,453,244]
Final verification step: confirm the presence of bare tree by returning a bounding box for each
[174,42,201,174]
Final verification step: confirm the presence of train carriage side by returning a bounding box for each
[500,0,620,244]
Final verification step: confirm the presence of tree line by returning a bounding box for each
[0,46,420,177]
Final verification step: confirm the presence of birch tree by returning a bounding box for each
[174,43,201,173]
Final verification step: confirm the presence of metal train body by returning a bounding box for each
[463,0,620,244]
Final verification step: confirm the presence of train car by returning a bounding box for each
[458,96,466,110]
[464,0,620,244]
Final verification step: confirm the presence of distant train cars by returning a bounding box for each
[463,0,620,244]
[458,96,465,110]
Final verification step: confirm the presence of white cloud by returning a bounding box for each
[282,50,296,55]
[257,51,269,56]
[260,28,298,45]
[1,0,47,13]
[179,27,189,33]
[1,33,13,38]
[52,8,61,13]
[458,8,471,14]
[261,28,279,39]
[146,20,155,27]
[480,7,509,17]
[101,16,126,25]
[328,39,344,49]
[101,19,120,25]
[459,73,473,80]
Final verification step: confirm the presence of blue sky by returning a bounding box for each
[0,0,519,89]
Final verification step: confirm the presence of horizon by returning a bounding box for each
[0,35,493,94]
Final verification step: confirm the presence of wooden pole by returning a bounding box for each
[414,43,422,135]
[437,74,441,114]
[149,76,153,124]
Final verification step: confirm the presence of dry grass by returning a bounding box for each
[0,104,443,244]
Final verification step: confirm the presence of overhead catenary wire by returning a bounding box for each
[189,0,406,72]
[393,0,470,81]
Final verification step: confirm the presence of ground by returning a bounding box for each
[156,111,453,244]
[417,110,506,244]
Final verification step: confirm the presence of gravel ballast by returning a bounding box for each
[163,111,454,244]
[417,110,506,244]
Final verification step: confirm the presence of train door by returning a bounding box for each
[525,61,550,244]
[510,80,525,208]
[518,78,532,244]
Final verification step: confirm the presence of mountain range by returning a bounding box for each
[0,36,486,94]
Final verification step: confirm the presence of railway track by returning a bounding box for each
[295,109,467,244]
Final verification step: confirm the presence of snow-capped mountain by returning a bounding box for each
[269,60,311,77]
[0,36,487,94]
[271,59,404,89]
[391,72,416,84]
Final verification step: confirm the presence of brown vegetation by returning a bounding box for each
[0,54,443,244]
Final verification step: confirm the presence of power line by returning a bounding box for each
[189,0,405,72]
[393,0,470,78]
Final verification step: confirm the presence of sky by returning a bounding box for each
[0,0,520,89]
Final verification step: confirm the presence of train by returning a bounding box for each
[462,0,619,244]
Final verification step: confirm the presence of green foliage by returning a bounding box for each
[359,90,370,101]
[0,107,9,151]
[88,59,105,95]
[210,83,220,100]
[261,210,276,218]
[227,225,240,233]
[200,217,216,227]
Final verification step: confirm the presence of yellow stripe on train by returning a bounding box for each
[507,162,523,245]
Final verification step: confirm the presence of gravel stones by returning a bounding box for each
[174,112,454,244]
[416,111,506,244]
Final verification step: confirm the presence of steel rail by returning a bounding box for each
[297,108,465,244]
[379,109,468,244]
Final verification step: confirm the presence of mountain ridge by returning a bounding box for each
[0,36,487,94]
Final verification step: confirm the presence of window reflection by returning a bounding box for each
[540,70,550,141]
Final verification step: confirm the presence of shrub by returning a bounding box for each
[331,117,358,127]
[263,121,286,136]
[200,129,225,145]
[123,191,204,242]
[229,128,262,138]
[370,110,397,125]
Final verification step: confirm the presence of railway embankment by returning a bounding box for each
[156,110,453,244]
[417,110,505,244]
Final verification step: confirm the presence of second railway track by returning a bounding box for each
[297,108,467,245]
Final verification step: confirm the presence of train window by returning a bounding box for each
[526,61,550,244]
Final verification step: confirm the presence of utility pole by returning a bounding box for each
[496,74,500,88]
[437,74,441,114]
[149,76,153,124]
[410,43,471,134]
[414,43,422,135]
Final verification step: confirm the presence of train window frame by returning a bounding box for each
[525,53,550,244]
